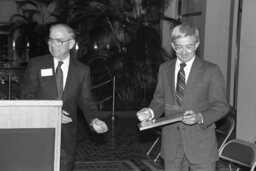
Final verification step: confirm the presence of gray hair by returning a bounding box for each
[50,23,75,39]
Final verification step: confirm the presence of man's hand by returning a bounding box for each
[61,110,72,124]
[91,118,108,134]
[137,108,153,122]
[182,110,203,125]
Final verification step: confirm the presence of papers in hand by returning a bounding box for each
[138,113,183,131]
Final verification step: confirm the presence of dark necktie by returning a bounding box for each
[176,63,186,105]
[56,61,64,99]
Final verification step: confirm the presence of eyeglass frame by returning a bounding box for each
[172,43,196,53]
[48,37,72,47]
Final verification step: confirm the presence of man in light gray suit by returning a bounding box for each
[137,23,229,171]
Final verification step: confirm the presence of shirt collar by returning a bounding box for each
[54,55,70,68]
[176,56,195,69]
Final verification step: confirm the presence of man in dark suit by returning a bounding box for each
[21,23,108,171]
[137,23,230,171]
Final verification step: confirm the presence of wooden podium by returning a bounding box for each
[0,100,62,171]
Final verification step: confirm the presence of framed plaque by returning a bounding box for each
[138,113,183,131]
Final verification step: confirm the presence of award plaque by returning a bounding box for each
[138,113,183,131]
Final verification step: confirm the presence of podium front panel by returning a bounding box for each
[0,128,55,171]
[0,100,62,171]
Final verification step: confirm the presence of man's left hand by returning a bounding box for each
[182,110,203,125]
[91,118,108,133]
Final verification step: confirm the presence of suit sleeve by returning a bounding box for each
[149,64,165,118]
[201,65,230,128]
[20,60,38,99]
[79,67,98,124]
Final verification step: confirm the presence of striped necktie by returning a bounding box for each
[176,63,186,105]
[56,61,64,99]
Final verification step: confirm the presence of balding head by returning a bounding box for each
[50,24,75,40]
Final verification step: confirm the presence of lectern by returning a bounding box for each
[0,100,62,171]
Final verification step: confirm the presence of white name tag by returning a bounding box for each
[41,68,53,77]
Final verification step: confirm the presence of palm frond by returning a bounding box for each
[9,14,29,23]
[16,0,38,9]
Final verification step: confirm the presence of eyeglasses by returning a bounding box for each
[173,44,195,52]
[48,37,72,46]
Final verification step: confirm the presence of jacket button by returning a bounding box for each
[177,127,180,130]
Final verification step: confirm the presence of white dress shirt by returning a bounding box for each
[175,57,195,89]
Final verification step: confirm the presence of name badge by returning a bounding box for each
[41,68,53,77]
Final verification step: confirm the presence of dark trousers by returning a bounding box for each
[164,130,216,171]
[60,148,75,171]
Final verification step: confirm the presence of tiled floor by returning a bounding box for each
[73,112,248,171]
[74,113,162,170]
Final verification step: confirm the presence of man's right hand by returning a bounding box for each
[61,110,72,124]
[137,108,153,122]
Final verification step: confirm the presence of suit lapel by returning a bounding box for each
[183,57,202,102]
[166,60,177,105]
[169,60,177,96]
[186,57,202,87]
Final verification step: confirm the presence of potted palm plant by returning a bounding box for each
[58,0,166,111]
[10,0,171,111]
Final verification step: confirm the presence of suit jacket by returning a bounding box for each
[20,54,97,156]
[149,56,230,164]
